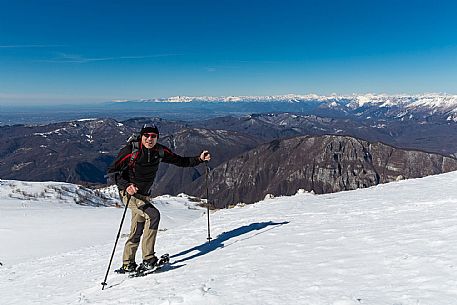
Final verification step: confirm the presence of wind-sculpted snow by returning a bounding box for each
[0,179,120,207]
[1,172,457,304]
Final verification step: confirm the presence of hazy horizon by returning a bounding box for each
[3,91,457,108]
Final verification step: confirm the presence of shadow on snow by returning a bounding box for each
[170,221,289,265]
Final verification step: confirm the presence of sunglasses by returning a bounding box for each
[142,133,158,139]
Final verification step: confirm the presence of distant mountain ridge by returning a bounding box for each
[114,93,457,121]
[114,93,457,106]
[3,93,457,126]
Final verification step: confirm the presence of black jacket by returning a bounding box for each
[108,142,203,196]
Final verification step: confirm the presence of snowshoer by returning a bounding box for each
[107,124,211,273]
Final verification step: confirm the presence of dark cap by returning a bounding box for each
[140,124,159,136]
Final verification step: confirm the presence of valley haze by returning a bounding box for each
[2,93,457,125]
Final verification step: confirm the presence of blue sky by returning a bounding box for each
[1,0,457,105]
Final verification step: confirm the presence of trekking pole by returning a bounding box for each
[204,159,212,243]
[101,194,131,290]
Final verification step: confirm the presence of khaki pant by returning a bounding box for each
[119,192,160,264]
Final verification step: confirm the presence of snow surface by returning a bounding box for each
[2,172,457,305]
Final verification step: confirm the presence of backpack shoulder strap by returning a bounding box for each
[129,141,140,166]
[157,145,164,161]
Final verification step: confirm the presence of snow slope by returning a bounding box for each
[1,172,457,305]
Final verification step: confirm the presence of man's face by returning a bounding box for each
[141,132,158,149]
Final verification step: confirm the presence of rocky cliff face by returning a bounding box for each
[184,135,457,208]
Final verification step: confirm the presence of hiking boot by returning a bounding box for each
[115,261,137,274]
[137,257,158,272]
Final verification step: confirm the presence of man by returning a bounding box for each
[107,124,211,273]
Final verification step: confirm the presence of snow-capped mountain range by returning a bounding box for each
[113,93,457,107]
[111,93,457,122]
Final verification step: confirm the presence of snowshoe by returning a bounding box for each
[129,253,170,278]
[136,256,159,272]
[114,261,137,274]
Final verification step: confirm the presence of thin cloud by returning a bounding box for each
[0,44,65,48]
[237,60,282,64]
[39,53,181,63]
[0,92,102,99]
